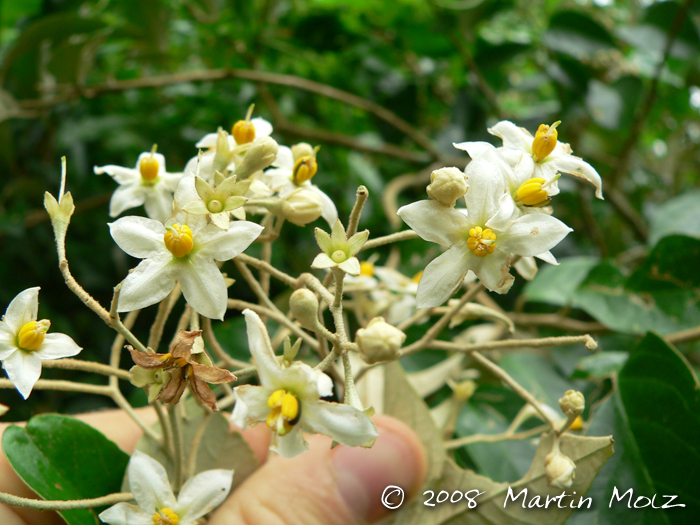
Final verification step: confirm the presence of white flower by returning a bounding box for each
[455,120,603,200]
[545,450,576,489]
[99,451,233,525]
[95,151,182,223]
[397,155,572,306]
[231,310,377,458]
[0,287,81,399]
[264,145,338,226]
[356,317,406,364]
[110,214,263,320]
[311,219,368,276]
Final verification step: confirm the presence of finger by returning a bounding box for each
[210,415,427,525]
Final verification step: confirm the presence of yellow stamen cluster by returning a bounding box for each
[139,157,160,182]
[292,155,318,185]
[467,227,496,257]
[18,320,50,351]
[516,177,552,207]
[360,261,375,277]
[232,120,255,144]
[266,389,301,436]
[531,121,560,161]
[152,508,179,525]
[164,224,194,258]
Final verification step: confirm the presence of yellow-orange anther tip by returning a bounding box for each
[232,120,255,144]
[139,157,160,182]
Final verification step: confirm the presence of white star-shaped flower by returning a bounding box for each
[397,154,572,306]
[99,451,233,525]
[264,145,338,227]
[110,213,263,320]
[0,287,81,399]
[95,151,182,223]
[455,120,603,200]
[231,310,377,458]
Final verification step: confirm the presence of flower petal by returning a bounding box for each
[550,154,604,199]
[472,254,515,294]
[118,257,178,313]
[251,117,273,139]
[127,451,177,513]
[397,200,470,247]
[347,230,369,257]
[178,469,234,522]
[271,426,309,458]
[452,141,495,159]
[0,323,17,359]
[416,245,471,308]
[272,145,294,169]
[307,185,338,227]
[536,250,558,265]
[338,257,361,276]
[242,309,283,387]
[143,187,175,223]
[514,256,538,280]
[314,228,332,254]
[98,502,153,525]
[178,258,227,320]
[500,214,572,257]
[196,221,263,261]
[195,132,218,149]
[109,216,168,259]
[231,384,272,428]
[304,400,377,447]
[37,333,82,360]
[488,120,533,152]
[3,350,42,399]
[311,253,336,270]
[464,155,508,225]
[109,185,147,218]
[94,165,140,185]
[3,287,40,333]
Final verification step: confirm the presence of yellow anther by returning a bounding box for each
[232,120,255,144]
[532,121,560,161]
[570,415,583,431]
[268,389,286,408]
[152,508,179,525]
[516,177,552,207]
[467,227,496,257]
[360,261,375,277]
[280,393,300,421]
[411,271,423,284]
[159,352,173,362]
[139,156,160,182]
[266,406,281,429]
[292,155,318,185]
[164,224,194,258]
[18,320,50,351]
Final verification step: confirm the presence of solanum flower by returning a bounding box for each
[456,120,603,200]
[397,155,572,306]
[231,310,377,458]
[264,144,338,226]
[174,172,248,229]
[98,451,233,525]
[311,219,368,275]
[95,149,182,223]
[0,287,81,399]
[109,213,263,319]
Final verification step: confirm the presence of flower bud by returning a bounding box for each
[290,289,320,330]
[281,189,323,226]
[235,136,279,179]
[291,142,315,161]
[356,317,406,364]
[452,379,477,401]
[426,167,468,207]
[559,390,585,418]
[545,450,576,489]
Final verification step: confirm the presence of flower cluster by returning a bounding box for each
[398,120,602,307]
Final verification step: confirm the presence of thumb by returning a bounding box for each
[210,415,427,525]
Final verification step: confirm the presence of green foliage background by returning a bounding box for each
[1,0,700,523]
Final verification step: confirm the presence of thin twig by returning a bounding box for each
[0,491,133,510]
[235,254,298,288]
[0,379,111,395]
[428,334,598,354]
[202,317,251,369]
[42,359,130,380]
[361,230,420,251]
[445,424,549,449]
[347,186,369,237]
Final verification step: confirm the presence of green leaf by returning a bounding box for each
[543,11,616,59]
[567,333,700,525]
[648,191,700,245]
[135,398,258,491]
[523,256,599,306]
[573,351,629,380]
[2,414,130,525]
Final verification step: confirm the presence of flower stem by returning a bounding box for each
[168,404,184,492]
[0,491,133,510]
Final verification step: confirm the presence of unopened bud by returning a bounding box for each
[290,289,320,330]
[356,317,406,364]
[559,390,585,418]
[452,379,477,401]
[426,167,468,207]
[235,137,279,179]
[291,142,315,161]
[281,189,323,226]
[545,451,576,489]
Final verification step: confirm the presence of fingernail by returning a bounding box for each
[332,425,423,522]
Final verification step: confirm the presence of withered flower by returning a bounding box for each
[128,330,235,411]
